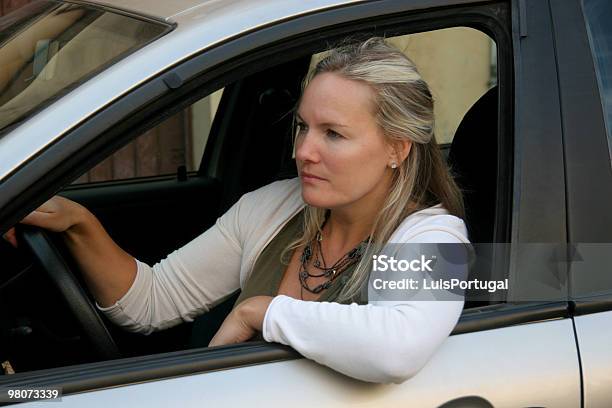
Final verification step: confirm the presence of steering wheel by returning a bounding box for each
[17,225,120,360]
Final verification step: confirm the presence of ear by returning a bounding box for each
[388,138,412,165]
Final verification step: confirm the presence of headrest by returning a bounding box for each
[447,86,498,243]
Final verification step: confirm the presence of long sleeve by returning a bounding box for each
[262,224,469,384]
[97,195,247,334]
[96,178,304,334]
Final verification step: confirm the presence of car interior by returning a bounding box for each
[0,27,503,375]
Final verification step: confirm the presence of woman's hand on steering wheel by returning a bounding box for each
[2,196,121,359]
[2,195,86,247]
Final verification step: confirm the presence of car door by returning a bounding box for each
[550,0,612,407]
[1,0,581,407]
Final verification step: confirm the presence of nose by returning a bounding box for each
[295,130,320,164]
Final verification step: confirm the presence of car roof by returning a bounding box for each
[0,0,365,181]
[84,0,359,25]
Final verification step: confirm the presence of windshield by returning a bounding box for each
[0,1,170,135]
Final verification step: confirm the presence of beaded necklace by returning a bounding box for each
[298,214,369,300]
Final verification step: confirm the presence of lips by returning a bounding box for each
[301,171,326,182]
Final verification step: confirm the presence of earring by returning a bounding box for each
[390,162,398,169]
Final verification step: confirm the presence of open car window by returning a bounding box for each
[34,24,499,362]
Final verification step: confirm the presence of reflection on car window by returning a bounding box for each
[583,0,612,164]
[0,1,170,135]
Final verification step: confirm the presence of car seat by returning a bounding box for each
[448,86,500,307]
[447,86,498,244]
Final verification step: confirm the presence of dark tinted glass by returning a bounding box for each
[583,0,612,162]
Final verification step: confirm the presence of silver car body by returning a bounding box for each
[1,0,610,406]
[21,318,580,407]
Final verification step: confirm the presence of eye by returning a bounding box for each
[326,129,343,139]
[295,121,308,134]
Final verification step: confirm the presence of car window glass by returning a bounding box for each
[72,89,223,183]
[582,0,612,165]
[0,0,170,136]
[309,27,497,153]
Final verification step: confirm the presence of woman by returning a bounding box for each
[4,37,469,384]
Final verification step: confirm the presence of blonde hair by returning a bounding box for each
[285,37,464,303]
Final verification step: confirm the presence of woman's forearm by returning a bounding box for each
[261,296,463,384]
[62,206,137,307]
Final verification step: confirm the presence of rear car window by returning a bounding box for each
[582,0,612,163]
[0,0,171,135]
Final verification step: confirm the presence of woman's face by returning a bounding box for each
[295,72,402,210]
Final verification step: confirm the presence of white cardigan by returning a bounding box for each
[98,178,469,384]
